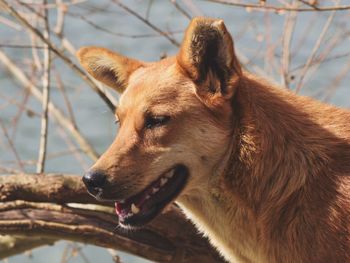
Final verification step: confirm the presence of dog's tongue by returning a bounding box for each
[114,192,149,218]
[115,202,129,217]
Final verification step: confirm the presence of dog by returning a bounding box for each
[78,17,350,263]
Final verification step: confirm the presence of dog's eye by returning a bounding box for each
[145,115,170,129]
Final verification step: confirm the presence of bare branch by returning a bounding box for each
[37,0,51,173]
[0,121,25,172]
[0,44,46,49]
[323,59,350,102]
[17,0,86,9]
[0,50,99,161]
[295,6,337,93]
[1,0,116,112]
[0,173,96,204]
[281,0,298,88]
[111,0,180,47]
[0,15,22,30]
[54,72,77,128]
[204,0,350,12]
[54,0,66,36]
[66,11,183,39]
[170,0,192,20]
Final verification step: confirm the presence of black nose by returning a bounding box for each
[82,170,107,194]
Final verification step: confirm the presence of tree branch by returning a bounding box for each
[0,0,116,112]
[0,174,225,263]
[37,0,51,173]
[0,50,99,161]
[0,173,99,205]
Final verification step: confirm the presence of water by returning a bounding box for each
[0,0,349,262]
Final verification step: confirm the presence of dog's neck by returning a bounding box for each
[176,76,276,262]
[176,74,343,262]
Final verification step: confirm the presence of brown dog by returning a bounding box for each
[78,17,350,263]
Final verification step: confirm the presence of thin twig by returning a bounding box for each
[60,243,70,263]
[0,120,25,171]
[56,126,89,170]
[181,0,202,16]
[203,0,350,12]
[290,51,350,73]
[0,44,46,49]
[18,0,86,9]
[145,0,154,20]
[0,15,22,30]
[111,0,180,47]
[66,11,183,39]
[291,12,317,56]
[299,0,320,10]
[323,60,350,102]
[294,31,346,89]
[281,0,298,88]
[54,71,77,128]
[0,93,40,118]
[37,0,51,173]
[54,0,66,36]
[10,88,31,141]
[0,148,87,168]
[170,0,191,19]
[29,17,43,71]
[295,7,337,93]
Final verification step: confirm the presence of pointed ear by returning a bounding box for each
[76,47,143,93]
[177,17,242,100]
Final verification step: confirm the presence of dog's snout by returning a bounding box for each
[82,170,107,193]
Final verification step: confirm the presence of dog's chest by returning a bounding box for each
[177,195,265,263]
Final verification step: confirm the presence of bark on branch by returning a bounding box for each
[0,174,224,263]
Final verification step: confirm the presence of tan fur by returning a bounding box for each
[78,17,350,263]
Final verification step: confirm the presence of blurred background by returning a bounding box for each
[0,0,349,262]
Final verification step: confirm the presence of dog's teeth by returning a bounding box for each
[160,178,168,186]
[152,187,159,194]
[165,170,174,179]
[131,203,140,214]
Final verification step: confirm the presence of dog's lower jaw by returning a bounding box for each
[176,188,263,263]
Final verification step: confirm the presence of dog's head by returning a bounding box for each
[78,17,242,228]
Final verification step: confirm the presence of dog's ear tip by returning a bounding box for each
[212,19,228,33]
[189,16,220,23]
[76,47,86,60]
[76,46,106,61]
[189,17,226,30]
[76,46,96,63]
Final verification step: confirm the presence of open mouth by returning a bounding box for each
[115,164,188,228]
